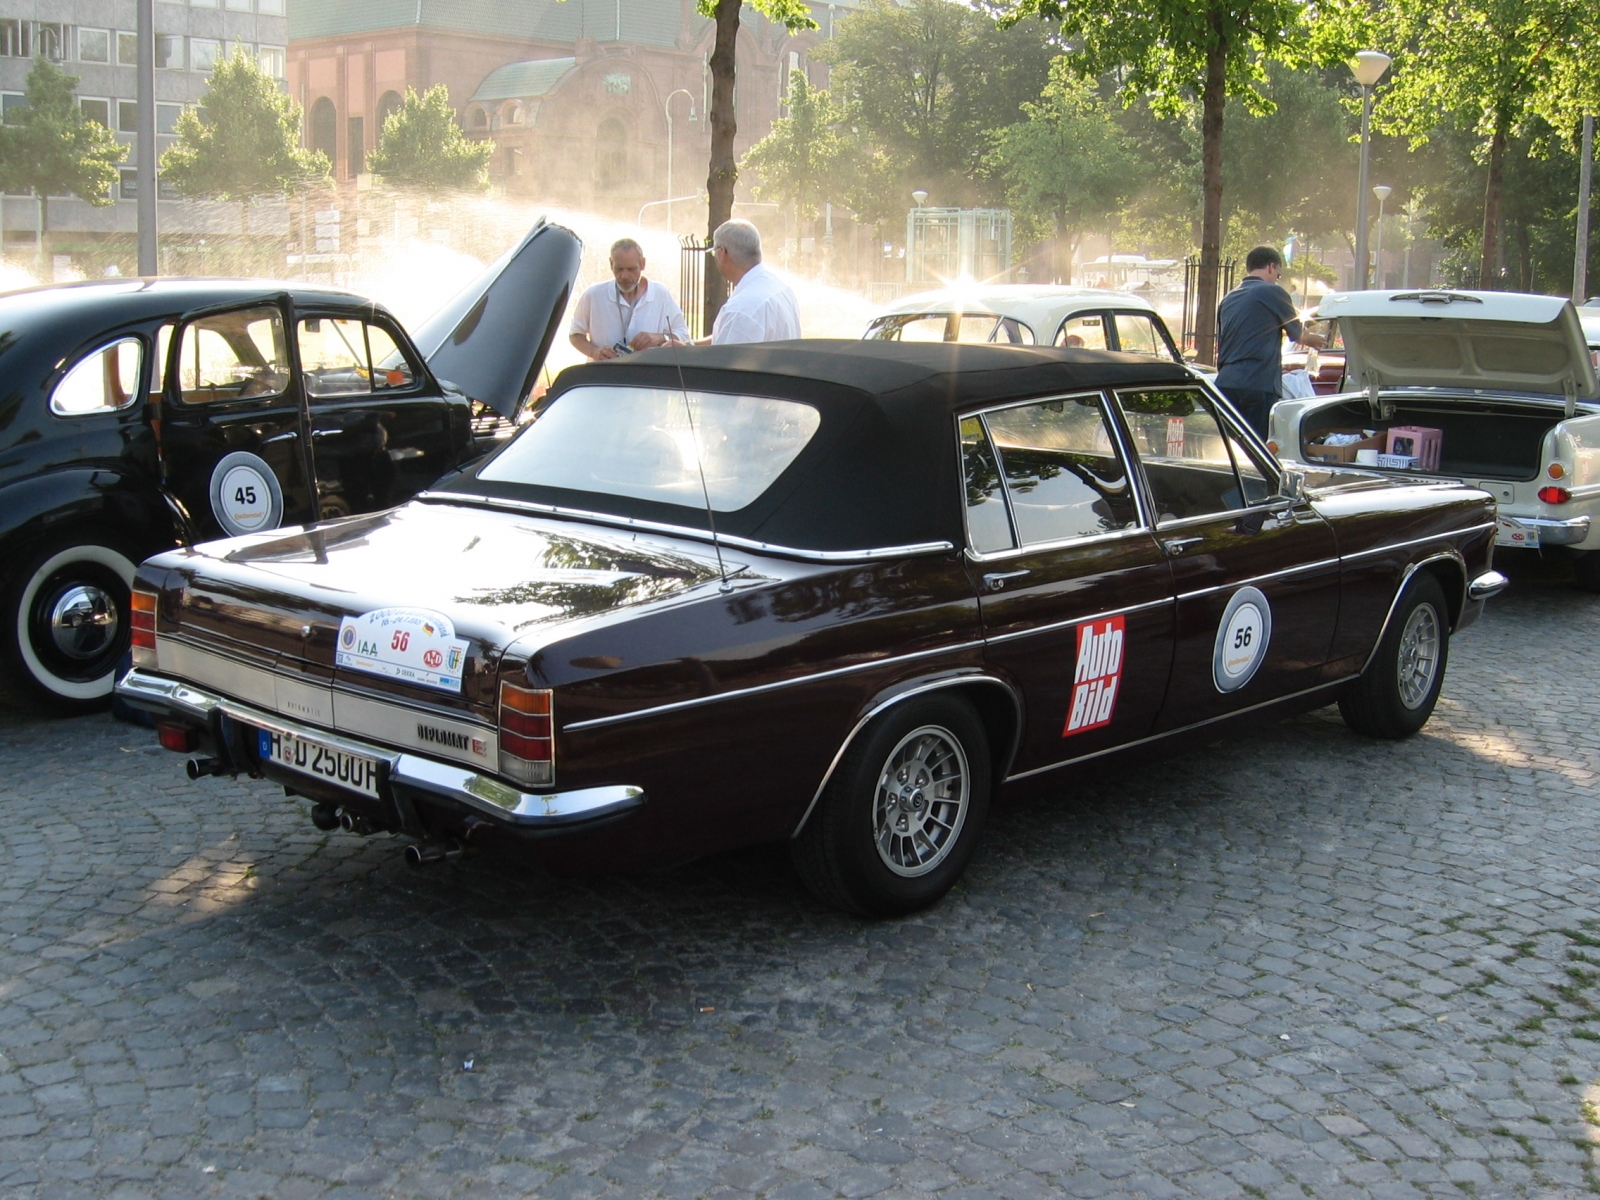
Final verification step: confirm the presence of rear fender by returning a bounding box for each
[0,469,185,567]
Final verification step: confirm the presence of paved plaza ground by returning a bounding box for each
[1,556,1598,1199]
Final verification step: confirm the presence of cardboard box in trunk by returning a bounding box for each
[1304,429,1386,464]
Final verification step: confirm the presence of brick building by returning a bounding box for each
[286,0,851,223]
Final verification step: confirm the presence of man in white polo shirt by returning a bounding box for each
[702,219,801,344]
[569,238,691,359]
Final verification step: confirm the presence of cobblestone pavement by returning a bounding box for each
[2,558,1599,1200]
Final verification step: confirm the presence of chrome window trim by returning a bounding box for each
[789,673,1023,839]
[1004,673,1359,783]
[419,491,954,562]
[48,334,145,417]
[982,595,1172,647]
[562,639,987,732]
[957,388,1151,557]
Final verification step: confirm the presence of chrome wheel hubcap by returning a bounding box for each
[1396,602,1440,710]
[48,585,119,661]
[873,725,969,878]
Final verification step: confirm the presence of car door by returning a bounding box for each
[1110,309,1183,364]
[1055,311,1112,349]
[295,311,464,515]
[159,298,316,540]
[1112,385,1340,732]
[961,392,1176,776]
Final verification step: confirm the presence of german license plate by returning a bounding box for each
[257,728,381,799]
[1495,516,1539,548]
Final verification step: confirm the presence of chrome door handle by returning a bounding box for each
[1162,536,1204,555]
[982,569,1031,592]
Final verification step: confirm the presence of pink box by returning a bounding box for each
[1385,426,1442,472]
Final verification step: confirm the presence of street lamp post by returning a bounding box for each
[1575,113,1593,302]
[664,89,695,232]
[1372,185,1392,289]
[1349,50,1392,290]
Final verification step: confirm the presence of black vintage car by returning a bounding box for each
[0,221,580,711]
[118,341,1509,915]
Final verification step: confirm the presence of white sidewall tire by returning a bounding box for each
[14,543,137,701]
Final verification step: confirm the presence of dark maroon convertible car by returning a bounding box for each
[118,342,1506,914]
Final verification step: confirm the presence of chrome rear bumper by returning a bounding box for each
[1504,514,1591,545]
[115,668,644,830]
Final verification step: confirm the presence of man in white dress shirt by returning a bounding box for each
[702,219,802,345]
[569,239,691,359]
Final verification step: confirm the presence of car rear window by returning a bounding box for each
[479,385,822,513]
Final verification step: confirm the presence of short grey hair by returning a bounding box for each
[610,237,644,260]
[712,219,762,266]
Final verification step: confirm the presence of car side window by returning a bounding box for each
[366,323,417,390]
[176,306,289,405]
[960,417,1015,553]
[1113,312,1170,359]
[298,317,371,397]
[1118,388,1266,521]
[982,395,1139,545]
[50,337,143,416]
[1056,314,1108,349]
[993,317,1035,345]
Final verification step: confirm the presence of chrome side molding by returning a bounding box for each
[1467,570,1510,602]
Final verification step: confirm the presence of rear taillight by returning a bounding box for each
[499,681,553,787]
[1538,486,1571,504]
[131,587,158,667]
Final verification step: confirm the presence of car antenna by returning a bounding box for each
[668,328,733,594]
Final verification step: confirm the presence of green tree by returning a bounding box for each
[0,57,124,257]
[742,71,846,241]
[991,0,1306,362]
[366,85,492,191]
[161,49,328,231]
[1315,0,1599,287]
[989,60,1143,282]
[822,0,1055,209]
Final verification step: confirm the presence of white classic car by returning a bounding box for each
[863,285,1188,363]
[1269,289,1600,589]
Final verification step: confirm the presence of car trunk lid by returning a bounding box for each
[411,219,583,422]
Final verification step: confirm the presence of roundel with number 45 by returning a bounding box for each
[208,451,286,538]
[1212,586,1272,693]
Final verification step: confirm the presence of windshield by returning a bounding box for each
[479,385,822,513]
[864,313,1035,345]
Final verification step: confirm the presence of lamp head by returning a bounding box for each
[1349,50,1392,88]
[912,190,928,207]
[1373,185,1392,203]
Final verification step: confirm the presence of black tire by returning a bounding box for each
[0,536,138,715]
[792,693,991,916]
[1573,551,1600,593]
[1338,572,1450,739]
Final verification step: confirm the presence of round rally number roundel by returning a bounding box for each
[208,452,285,537]
[1212,586,1272,693]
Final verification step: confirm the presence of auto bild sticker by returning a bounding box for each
[1063,615,1125,736]
[1213,586,1273,693]
[208,451,284,537]
[336,608,469,693]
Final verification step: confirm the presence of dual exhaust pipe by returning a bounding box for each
[308,803,464,868]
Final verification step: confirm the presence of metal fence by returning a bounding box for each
[1180,256,1237,353]
[905,208,1012,287]
[679,234,710,340]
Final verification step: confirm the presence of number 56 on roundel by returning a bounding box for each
[118,341,1508,916]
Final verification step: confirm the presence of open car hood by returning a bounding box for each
[1316,289,1599,403]
[411,219,583,421]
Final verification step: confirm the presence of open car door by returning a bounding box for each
[411,219,583,425]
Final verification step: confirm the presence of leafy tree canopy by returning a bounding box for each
[0,57,124,213]
[743,71,847,228]
[161,50,327,202]
[366,85,493,191]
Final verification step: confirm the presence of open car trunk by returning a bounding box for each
[1300,396,1569,482]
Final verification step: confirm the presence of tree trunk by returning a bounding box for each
[704,0,741,329]
[1194,9,1227,365]
[240,199,251,237]
[1478,119,1507,289]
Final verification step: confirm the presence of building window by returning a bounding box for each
[117,100,137,132]
[595,118,626,192]
[120,169,138,200]
[225,0,254,10]
[157,103,182,135]
[80,97,110,127]
[117,31,136,65]
[0,20,29,58]
[467,106,487,130]
[155,35,182,69]
[500,102,522,127]
[377,90,401,129]
[258,45,285,79]
[258,0,284,14]
[78,27,110,63]
[506,145,523,176]
[309,96,337,163]
[2,93,25,125]
[36,23,67,62]
[190,39,221,73]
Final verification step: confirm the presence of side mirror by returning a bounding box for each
[1278,466,1307,504]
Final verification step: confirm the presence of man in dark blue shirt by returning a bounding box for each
[1216,245,1323,436]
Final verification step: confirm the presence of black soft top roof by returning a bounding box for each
[453,340,1195,554]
